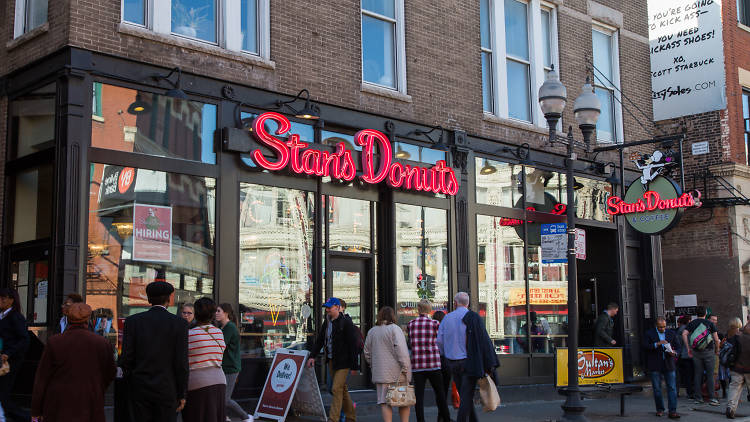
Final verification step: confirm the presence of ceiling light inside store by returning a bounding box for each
[395,145,411,160]
[480,159,497,175]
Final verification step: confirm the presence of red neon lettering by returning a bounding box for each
[607,191,697,215]
[286,135,307,174]
[252,112,291,171]
[356,129,392,184]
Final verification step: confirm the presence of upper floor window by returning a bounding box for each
[481,0,558,125]
[361,0,406,92]
[743,89,750,166]
[14,0,48,38]
[121,0,269,59]
[739,0,750,26]
[591,25,622,143]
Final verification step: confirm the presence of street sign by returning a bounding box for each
[692,141,709,156]
[575,228,586,260]
[556,348,624,387]
[541,223,567,263]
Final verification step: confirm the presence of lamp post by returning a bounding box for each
[538,69,600,422]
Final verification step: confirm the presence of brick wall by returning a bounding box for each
[723,0,750,166]
[2,0,653,161]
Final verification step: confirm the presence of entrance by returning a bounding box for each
[6,242,51,327]
[577,226,619,347]
[328,256,374,390]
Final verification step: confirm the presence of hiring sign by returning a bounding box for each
[255,349,324,422]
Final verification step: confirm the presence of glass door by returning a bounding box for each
[7,243,51,328]
[329,256,373,390]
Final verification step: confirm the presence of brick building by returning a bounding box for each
[656,0,750,326]
[1,0,661,398]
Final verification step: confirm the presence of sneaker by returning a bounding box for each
[668,412,680,419]
[710,399,720,406]
[726,407,736,419]
[242,417,254,422]
[694,398,705,404]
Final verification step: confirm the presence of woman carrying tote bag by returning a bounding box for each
[364,307,412,422]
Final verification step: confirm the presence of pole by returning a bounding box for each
[561,128,587,421]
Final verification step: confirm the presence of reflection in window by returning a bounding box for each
[393,142,447,165]
[328,197,371,253]
[91,83,217,164]
[10,83,56,159]
[474,157,524,208]
[477,216,525,354]
[172,0,217,43]
[123,0,146,25]
[525,167,566,207]
[238,184,314,357]
[574,177,613,222]
[86,164,216,354]
[23,0,48,34]
[241,0,258,53]
[395,204,448,326]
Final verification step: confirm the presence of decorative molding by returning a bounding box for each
[587,1,623,28]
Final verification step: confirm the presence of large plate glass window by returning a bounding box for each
[474,157,525,208]
[238,184,314,357]
[395,204,449,326]
[91,83,217,164]
[86,164,216,353]
[328,197,371,254]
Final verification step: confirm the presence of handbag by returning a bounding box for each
[477,375,500,412]
[385,378,416,407]
[451,381,460,409]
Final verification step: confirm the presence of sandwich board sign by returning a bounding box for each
[254,348,326,421]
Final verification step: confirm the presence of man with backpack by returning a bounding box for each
[307,298,359,422]
[681,306,721,406]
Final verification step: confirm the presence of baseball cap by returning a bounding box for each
[323,297,341,308]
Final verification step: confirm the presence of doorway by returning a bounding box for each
[328,256,374,389]
[577,226,619,347]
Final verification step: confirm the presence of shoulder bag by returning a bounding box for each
[478,374,500,412]
[385,325,416,407]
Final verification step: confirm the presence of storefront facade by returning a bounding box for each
[0,45,667,398]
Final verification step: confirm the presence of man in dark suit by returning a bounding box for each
[644,317,681,419]
[118,281,189,422]
[594,302,619,347]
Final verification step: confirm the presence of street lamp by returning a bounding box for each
[539,70,600,422]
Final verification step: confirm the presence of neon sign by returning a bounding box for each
[251,112,459,195]
[607,190,699,216]
[499,203,567,226]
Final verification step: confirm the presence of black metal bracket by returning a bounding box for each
[497,142,532,165]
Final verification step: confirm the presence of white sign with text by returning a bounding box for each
[648,0,726,121]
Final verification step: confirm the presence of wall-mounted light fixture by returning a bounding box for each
[275,89,320,120]
[152,67,187,99]
[401,126,448,151]
[498,142,532,165]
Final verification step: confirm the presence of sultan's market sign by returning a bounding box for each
[607,176,701,234]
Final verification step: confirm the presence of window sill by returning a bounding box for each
[739,22,750,35]
[7,22,49,51]
[361,83,412,103]
[92,115,105,123]
[118,23,276,70]
[482,113,549,135]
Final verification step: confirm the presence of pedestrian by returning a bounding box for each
[724,318,747,419]
[644,317,680,418]
[118,281,189,422]
[407,300,451,422]
[681,305,721,406]
[184,298,226,422]
[364,306,411,422]
[0,288,30,422]
[431,310,451,403]
[31,303,116,422]
[676,315,695,399]
[307,297,358,422]
[713,314,730,398]
[215,303,252,422]
[594,303,619,347]
[56,293,84,334]
[180,303,196,328]
[437,292,499,422]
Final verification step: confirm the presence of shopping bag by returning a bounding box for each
[451,381,460,409]
[477,375,500,412]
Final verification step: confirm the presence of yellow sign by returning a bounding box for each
[507,287,567,307]
[555,348,624,387]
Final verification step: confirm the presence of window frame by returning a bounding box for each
[483,0,559,126]
[743,89,750,166]
[739,0,750,27]
[14,0,48,38]
[119,0,271,61]
[360,0,407,94]
[591,23,623,144]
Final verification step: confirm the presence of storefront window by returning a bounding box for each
[525,167,566,207]
[86,164,216,354]
[328,197,371,253]
[393,142,447,165]
[11,164,53,244]
[91,83,217,164]
[395,204,449,326]
[240,112,314,168]
[476,215,526,354]
[238,184,314,357]
[10,84,56,159]
[475,157,524,208]
[575,178,613,222]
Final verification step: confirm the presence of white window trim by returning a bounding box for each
[485,0,559,127]
[592,23,623,144]
[14,0,47,39]
[120,0,271,61]
[361,0,408,95]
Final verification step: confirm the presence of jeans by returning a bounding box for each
[412,370,451,422]
[225,372,249,419]
[445,359,478,422]
[677,358,694,397]
[727,371,750,412]
[650,370,677,413]
[692,349,716,401]
[329,364,356,422]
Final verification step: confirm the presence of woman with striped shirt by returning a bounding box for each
[183,298,226,422]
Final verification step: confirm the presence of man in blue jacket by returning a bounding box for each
[437,292,499,422]
[644,317,681,419]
